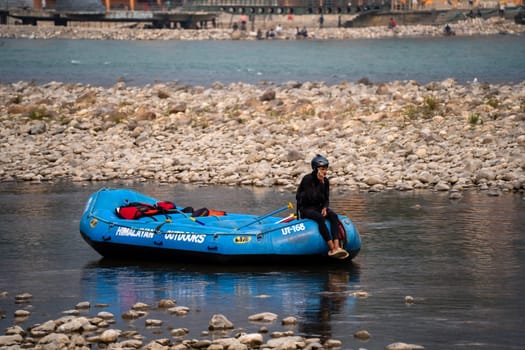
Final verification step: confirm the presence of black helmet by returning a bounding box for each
[311,154,329,170]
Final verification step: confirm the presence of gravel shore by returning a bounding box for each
[0,292,424,350]
[1,17,524,40]
[1,78,524,196]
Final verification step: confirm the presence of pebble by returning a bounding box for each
[171,328,190,337]
[323,338,343,347]
[158,299,176,308]
[1,79,523,193]
[13,310,31,317]
[56,316,90,333]
[349,291,369,298]
[266,335,305,348]
[248,312,279,322]
[145,319,163,327]
[238,333,264,347]
[209,314,234,330]
[386,342,425,350]
[75,301,90,309]
[121,309,142,319]
[132,302,150,310]
[449,191,463,200]
[14,293,32,303]
[62,309,80,316]
[97,311,115,319]
[354,330,371,340]
[0,334,23,347]
[99,328,120,343]
[168,306,190,316]
[281,316,298,325]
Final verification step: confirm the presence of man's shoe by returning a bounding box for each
[329,249,348,259]
[335,248,349,259]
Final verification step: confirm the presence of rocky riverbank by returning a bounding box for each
[1,79,524,195]
[1,17,524,40]
[0,292,424,350]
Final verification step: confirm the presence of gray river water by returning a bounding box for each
[1,35,525,86]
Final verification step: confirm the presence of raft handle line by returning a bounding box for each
[88,210,304,239]
[88,210,264,237]
[234,202,293,231]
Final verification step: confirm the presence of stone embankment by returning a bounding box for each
[1,79,524,196]
[0,293,424,350]
[0,17,524,40]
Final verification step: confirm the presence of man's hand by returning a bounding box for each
[321,208,327,217]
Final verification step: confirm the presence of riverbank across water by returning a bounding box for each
[1,79,524,196]
[1,16,524,40]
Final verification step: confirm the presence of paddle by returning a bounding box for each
[169,208,206,226]
[235,202,293,231]
[275,213,297,224]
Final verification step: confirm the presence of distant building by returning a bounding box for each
[0,0,33,9]
[390,0,521,11]
[2,0,522,12]
[0,0,103,11]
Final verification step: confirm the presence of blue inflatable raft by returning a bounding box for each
[80,188,361,263]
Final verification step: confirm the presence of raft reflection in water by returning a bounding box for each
[80,260,361,341]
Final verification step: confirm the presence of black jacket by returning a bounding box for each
[296,171,330,210]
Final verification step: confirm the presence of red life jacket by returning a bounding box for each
[116,201,175,220]
[115,201,226,220]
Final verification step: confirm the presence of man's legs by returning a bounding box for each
[326,209,341,245]
[327,209,349,258]
[301,207,330,241]
[301,208,343,256]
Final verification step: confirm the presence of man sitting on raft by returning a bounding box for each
[296,155,349,259]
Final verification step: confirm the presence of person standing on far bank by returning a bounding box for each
[296,155,349,259]
[388,17,397,29]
